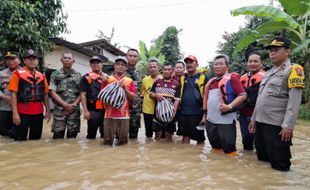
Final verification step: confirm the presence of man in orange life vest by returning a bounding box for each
[8,49,51,141]
[249,37,304,171]
[201,54,246,156]
[80,56,108,139]
[239,52,265,151]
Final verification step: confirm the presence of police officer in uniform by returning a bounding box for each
[49,52,82,139]
[80,56,108,139]
[0,52,20,137]
[126,49,142,139]
[249,37,304,171]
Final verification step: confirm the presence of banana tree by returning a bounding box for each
[231,0,310,105]
[137,40,165,76]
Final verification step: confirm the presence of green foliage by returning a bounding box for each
[159,26,182,64]
[136,26,181,76]
[216,16,271,74]
[0,0,67,57]
[298,104,310,120]
[231,5,299,28]
[231,1,309,63]
[231,0,310,104]
[136,40,165,76]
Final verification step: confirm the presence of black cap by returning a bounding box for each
[23,49,38,58]
[89,56,103,63]
[4,52,18,59]
[266,37,291,49]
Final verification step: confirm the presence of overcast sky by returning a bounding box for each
[62,0,271,67]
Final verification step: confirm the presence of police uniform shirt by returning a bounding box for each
[0,68,13,111]
[251,59,303,130]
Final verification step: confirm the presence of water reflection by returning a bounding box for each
[0,120,309,189]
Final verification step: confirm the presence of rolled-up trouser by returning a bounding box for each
[255,122,292,171]
[87,110,104,139]
[104,118,129,145]
[206,120,236,154]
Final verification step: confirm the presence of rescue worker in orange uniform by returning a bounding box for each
[239,52,265,150]
[8,49,50,141]
[80,56,108,139]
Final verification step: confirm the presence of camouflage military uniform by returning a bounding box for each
[49,68,81,137]
[126,68,142,138]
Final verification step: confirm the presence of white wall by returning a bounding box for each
[44,46,91,75]
[101,49,119,61]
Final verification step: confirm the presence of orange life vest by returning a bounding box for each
[240,70,265,108]
[240,70,265,88]
[203,73,239,111]
[85,72,104,110]
[16,68,45,103]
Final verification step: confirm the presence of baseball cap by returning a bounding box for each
[89,56,103,63]
[114,56,128,65]
[266,37,291,49]
[184,55,198,63]
[23,49,38,58]
[4,52,18,59]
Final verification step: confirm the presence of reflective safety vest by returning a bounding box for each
[16,68,45,103]
[203,73,239,111]
[85,72,104,110]
[240,70,265,108]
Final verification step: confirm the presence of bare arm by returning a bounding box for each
[124,87,136,101]
[220,94,246,113]
[43,93,51,123]
[11,92,20,125]
[80,92,91,120]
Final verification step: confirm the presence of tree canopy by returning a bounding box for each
[0,0,67,58]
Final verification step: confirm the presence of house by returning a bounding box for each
[45,37,126,75]
[45,37,126,109]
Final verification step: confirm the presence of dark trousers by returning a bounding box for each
[255,122,292,171]
[179,114,205,141]
[143,113,154,138]
[206,120,236,154]
[239,114,255,150]
[13,114,43,141]
[0,110,13,137]
[87,111,104,139]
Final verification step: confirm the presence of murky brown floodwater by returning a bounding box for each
[0,117,309,190]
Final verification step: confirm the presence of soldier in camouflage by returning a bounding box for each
[126,49,142,139]
[49,52,82,139]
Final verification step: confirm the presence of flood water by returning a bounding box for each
[0,118,309,190]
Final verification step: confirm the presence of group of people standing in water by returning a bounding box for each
[0,37,304,172]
